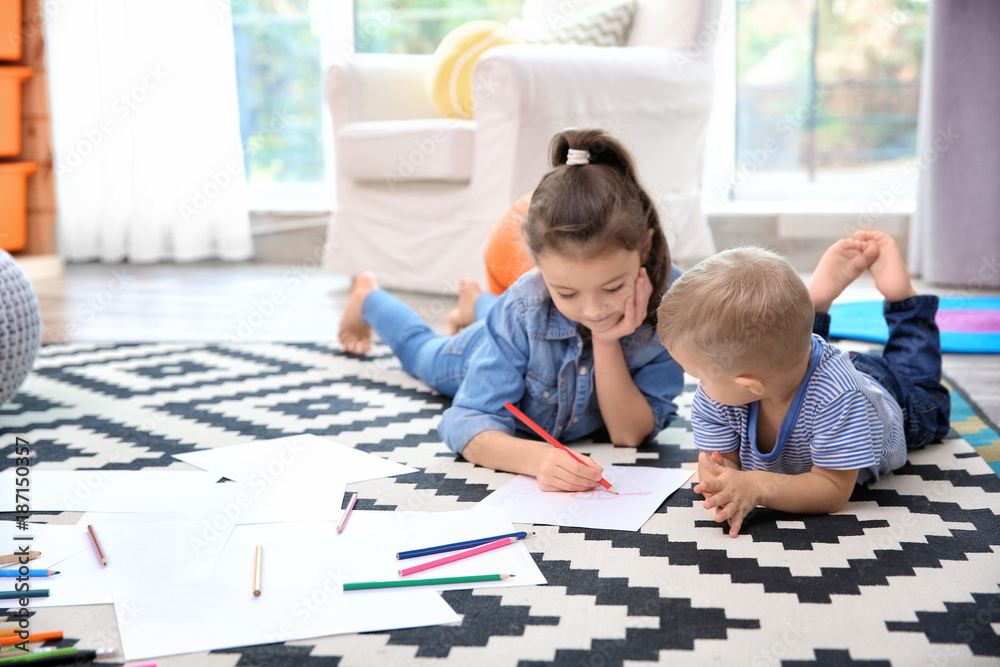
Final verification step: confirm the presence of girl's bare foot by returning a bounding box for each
[854,230,917,302]
[809,238,880,312]
[338,272,378,354]
[446,279,481,335]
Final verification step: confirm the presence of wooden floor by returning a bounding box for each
[33,260,1000,426]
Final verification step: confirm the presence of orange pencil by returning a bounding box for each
[0,628,19,638]
[0,630,63,647]
[503,401,618,494]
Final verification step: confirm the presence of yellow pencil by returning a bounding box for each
[253,545,262,597]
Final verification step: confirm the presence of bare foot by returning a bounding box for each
[809,238,880,312]
[854,230,917,302]
[446,279,481,335]
[338,272,378,354]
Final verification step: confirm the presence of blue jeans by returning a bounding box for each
[814,295,951,450]
[361,290,489,397]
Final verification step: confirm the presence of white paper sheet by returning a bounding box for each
[173,433,418,485]
[110,517,458,661]
[0,522,120,608]
[0,469,231,513]
[476,466,694,531]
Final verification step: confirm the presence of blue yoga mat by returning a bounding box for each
[828,297,1000,354]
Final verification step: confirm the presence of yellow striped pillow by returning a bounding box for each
[426,20,523,120]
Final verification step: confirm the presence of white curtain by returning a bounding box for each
[45,0,253,263]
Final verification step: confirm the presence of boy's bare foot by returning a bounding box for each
[809,238,880,312]
[854,230,917,302]
[446,279,481,335]
[338,272,378,354]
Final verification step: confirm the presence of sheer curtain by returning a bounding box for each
[45,0,253,263]
[909,0,1000,288]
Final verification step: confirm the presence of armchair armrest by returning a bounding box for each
[325,53,441,126]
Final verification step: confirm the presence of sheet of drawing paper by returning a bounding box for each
[0,469,233,513]
[0,522,122,608]
[476,466,694,531]
[173,433,418,485]
[216,471,348,525]
[387,508,547,590]
[110,517,458,661]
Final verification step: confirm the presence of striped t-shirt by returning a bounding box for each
[692,335,906,484]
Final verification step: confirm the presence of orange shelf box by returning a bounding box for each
[0,161,37,251]
[0,66,33,156]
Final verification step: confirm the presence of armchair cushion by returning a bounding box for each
[337,119,476,183]
[519,0,637,46]
[425,20,521,119]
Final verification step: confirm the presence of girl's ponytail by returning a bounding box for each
[528,128,671,324]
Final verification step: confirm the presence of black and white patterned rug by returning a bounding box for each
[2,342,1000,666]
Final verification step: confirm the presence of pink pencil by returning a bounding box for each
[398,537,520,577]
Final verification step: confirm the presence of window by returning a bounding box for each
[354,1,523,55]
[733,0,928,201]
[231,0,325,188]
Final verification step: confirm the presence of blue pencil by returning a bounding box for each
[0,570,58,577]
[396,531,534,560]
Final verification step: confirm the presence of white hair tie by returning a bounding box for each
[566,148,590,166]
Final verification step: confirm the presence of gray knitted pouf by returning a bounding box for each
[0,249,42,406]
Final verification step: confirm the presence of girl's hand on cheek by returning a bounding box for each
[593,267,652,343]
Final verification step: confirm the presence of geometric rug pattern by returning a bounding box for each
[2,342,1000,666]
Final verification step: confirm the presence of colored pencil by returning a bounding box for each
[397,532,535,560]
[0,553,40,568]
[253,545,262,597]
[0,632,62,648]
[0,571,57,578]
[0,647,114,664]
[0,591,48,600]
[503,401,618,494]
[0,630,16,638]
[398,537,521,577]
[337,492,358,534]
[87,525,107,566]
[344,574,512,591]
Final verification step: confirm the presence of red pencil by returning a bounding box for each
[398,537,520,576]
[503,401,618,494]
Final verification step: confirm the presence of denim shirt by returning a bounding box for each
[437,264,685,454]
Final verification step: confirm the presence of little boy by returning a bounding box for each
[656,230,950,537]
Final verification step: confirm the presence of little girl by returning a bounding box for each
[338,128,684,492]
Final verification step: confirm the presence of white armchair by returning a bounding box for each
[323,0,721,294]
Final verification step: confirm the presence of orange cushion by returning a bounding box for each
[484,192,535,294]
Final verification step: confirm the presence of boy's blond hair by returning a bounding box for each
[657,247,815,375]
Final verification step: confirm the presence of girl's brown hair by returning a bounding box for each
[523,128,670,323]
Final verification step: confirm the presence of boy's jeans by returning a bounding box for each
[814,295,951,449]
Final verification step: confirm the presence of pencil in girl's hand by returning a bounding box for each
[503,401,618,494]
[398,537,522,577]
[87,525,107,566]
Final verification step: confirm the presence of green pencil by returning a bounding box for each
[0,590,48,600]
[344,574,512,591]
